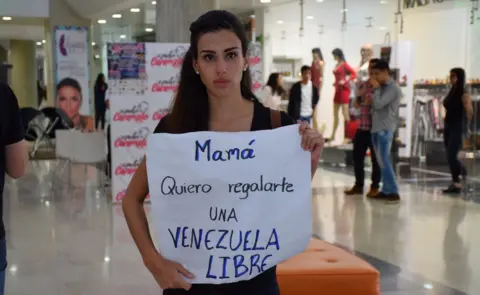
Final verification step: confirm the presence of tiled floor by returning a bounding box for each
[3,160,479,294]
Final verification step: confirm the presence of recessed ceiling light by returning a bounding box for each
[95,54,100,59]
[316,0,324,2]
[130,8,141,12]
[250,14,256,18]
[97,19,107,24]
[120,34,126,39]
[378,26,387,30]
[260,0,271,3]
[152,0,157,4]
[341,8,348,12]
[36,41,42,46]
[306,16,314,20]
[277,20,284,24]
[380,0,388,3]
[42,40,46,44]
[92,42,96,46]
[2,16,12,21]
[112,14,122,18]
[145,28,153,32]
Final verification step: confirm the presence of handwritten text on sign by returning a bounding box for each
[146,125,312,284]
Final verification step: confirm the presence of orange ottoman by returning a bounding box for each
[277,239,380,295]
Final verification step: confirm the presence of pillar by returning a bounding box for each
[156,0,219,43]
[10,40,37,108]
[43,0,93,110]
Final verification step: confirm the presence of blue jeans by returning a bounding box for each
[299,116,312,124]
[0,239,5,294]
[372,130,398,195]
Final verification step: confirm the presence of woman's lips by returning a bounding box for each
[213,79,230,87]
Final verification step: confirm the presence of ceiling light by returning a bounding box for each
[306,16,314,20]
[250,14,256,18]
[341,8,348,12]
[145,28,153,32]
[152,0,157,4]
[120,34,126,39]
[95,54,100,59]
[260,0,271,3]
[97,19,107,24]
[112,14,122,18]
[42,40,46,44]
[316,0,324,2]
[130,8,141,12]
[277,20,284,24]
[2,16,12,21]
[378,26,387,30]
[36,41,42,46]
[92,42,96,46]
[380,0,388,3]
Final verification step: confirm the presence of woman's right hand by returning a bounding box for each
[144,253,195,291]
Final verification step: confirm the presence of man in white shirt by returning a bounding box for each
[287,65,320,124]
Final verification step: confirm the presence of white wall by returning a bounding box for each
[0,0,49,18]
[263,0,477,141]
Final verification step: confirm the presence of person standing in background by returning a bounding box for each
[368,60,401,203]
[311,48,324,130]
[94,73,108,130]
[288,65,320,123]
[345,58,381,198]
[442,68,473,194]
[0,83,29,295]
[261,73,285,110]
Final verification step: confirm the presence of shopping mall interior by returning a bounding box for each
[1,0,480,294]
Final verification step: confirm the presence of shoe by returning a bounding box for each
[367,191,387,200]
[344,186,363,195]
[385,193,401,204]
[366,188,380,198]
[442,184,461,194]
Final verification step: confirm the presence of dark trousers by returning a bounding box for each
[95,108,106,130]
[444,121,466,183]
[353,129,381,189]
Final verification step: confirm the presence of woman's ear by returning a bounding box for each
[192,60,199,74]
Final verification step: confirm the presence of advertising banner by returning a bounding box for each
[146,125,312,284]
[109,42,263,203]
[54,26,92,130]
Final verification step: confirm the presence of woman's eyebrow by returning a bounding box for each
[200,47,239,54]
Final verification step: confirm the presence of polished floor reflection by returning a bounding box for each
[3,160,478,294]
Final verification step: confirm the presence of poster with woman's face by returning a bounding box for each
[56,77,94,132]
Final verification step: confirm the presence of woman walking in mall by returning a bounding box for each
[443,68,473,194]
[94,73,108,130]
[121,10,324,295]
[261,72,285,110]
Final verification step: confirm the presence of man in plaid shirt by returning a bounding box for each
[345,58,381,197]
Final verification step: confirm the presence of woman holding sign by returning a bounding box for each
[122,10,324,295]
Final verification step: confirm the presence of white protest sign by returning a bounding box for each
[146,125,312,284]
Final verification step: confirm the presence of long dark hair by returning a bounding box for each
[446,68,466,101]
[95,73,105,88]
[166,10,256,133]
[312,47,324,61]
[332,48,346,61]
[266,73,284,96]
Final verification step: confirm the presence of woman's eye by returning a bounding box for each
[203,54,215,61]
[226,52,237,60]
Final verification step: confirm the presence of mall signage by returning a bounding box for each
[403,0,448,9]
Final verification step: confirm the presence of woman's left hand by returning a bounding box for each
[298,121,324,166]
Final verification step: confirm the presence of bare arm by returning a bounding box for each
[122,158,158,261]
[462,93,473,122]
[5,140,28,179]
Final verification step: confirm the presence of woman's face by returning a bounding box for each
[277,74,283,87]
[57,86,82,119]
[194,29,247,98]
[333,54,340,62]
[450,72,458,85]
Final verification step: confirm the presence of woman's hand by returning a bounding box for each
[144,253,195,291]
[298,121,324,178]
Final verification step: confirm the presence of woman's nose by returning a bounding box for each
[215,59,227,75]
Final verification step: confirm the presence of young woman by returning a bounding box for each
[443,68,473,194]
[261,73,285,110]
[56,78,94,132]
[94,73,108,130]
[122,10,324,295]
[328,48,356,143]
